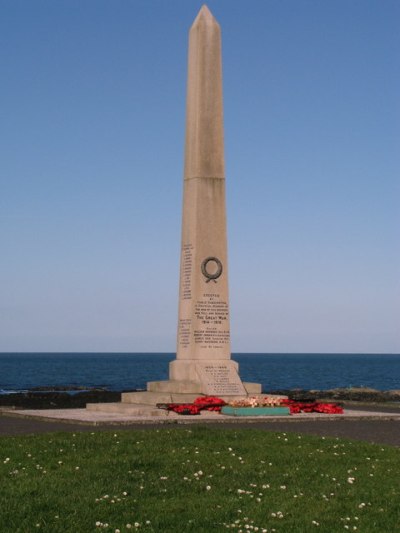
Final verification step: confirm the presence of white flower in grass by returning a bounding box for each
[126,525,132,529]
[206,485,211,490]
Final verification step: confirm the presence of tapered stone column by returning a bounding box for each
[149,5,260,397]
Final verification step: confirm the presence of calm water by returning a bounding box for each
[0,353,399,393]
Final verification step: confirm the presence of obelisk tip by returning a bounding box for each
[192,4,219,28]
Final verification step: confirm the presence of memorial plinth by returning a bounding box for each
[87,5,260,415]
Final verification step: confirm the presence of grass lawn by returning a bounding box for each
[0,427,398,532]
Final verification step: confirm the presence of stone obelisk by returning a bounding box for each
[149,5,260,398]
[87,6,260,414]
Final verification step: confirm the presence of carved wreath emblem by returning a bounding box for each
[201,256,223,283]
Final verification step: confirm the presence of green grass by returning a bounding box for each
[0,427,399,532]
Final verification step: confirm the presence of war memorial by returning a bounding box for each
[87,6,261,416]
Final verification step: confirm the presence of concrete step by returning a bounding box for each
[147,380,202,394]
[86,402,167,417]
[121,391,200,405]
[244,382,263,394]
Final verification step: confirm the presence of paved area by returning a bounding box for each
[1,407,400,446]
[3,406,400,424]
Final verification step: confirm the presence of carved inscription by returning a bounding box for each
[196,363,246,395]
[181,244,193,300]
[194,298,228,326]
[193,293,229,347]
[193,329,229,345]
[178,318,191,348]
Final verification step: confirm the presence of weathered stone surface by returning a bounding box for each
[86,402,165,417]
[164,5,260,395]
[196,362,246,396]
[121,391,200,404]
[147,380,202,394]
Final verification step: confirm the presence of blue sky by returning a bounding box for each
[1,0,399,353]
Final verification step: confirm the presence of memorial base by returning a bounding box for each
[86,359,261,413]
[168,359,261,396]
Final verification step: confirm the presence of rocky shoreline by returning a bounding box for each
[269,387,400,403]
[0,386,399,410]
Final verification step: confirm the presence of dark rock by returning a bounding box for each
[0,390,123,409]
[267,387,399,403]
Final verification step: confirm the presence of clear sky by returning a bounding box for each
[1,0,399,353]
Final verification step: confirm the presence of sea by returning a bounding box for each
[0,353,399,394]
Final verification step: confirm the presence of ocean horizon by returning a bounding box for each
[0,352,399,394]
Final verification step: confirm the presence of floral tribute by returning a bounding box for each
[281,399,344,414]
[156,395,343,415]
[157,396,226,416]
[228,396,343,414]
[229,396,284,408]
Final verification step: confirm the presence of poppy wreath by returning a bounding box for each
[193,396,226,411]
[170,404,201,415]
[157,396,226,415]
[280,399,343,415]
